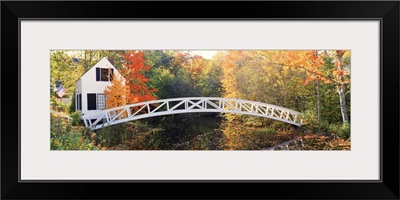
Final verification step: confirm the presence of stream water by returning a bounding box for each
[135,113,294,150]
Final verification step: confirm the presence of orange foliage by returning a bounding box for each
[270,50,350,86]
[121,51,157,104]
[183,55,205,80]
[333,50,348,84]
[104,73,128,109]
[270,50,326,85]
[220,51,245,98]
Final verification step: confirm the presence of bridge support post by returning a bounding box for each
[127,108,131,118]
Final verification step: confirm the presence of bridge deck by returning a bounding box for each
[82,97,303,130]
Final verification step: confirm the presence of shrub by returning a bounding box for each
[50,96,59,110]
[69,91,76,113]
[303,110,319,130]
[319,121,330,132]
[128,130,165,150]
[50,96,70,113]
[70,111,82,126]
[51,114,71,137]
[51,114,99,150]
[95,123,133,147]
[51,131,99,150]
[329,123,350,139]
[135,121,151,133]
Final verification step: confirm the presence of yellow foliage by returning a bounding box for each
[104,74,129,109]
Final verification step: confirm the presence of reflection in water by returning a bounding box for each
[149,113,225,150]
[100,114,350,150]
[221,121,293,150]
[133,113,295,150]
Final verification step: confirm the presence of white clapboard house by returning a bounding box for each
[75,57,125,119]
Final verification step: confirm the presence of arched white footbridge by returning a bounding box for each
[82,97,304,130]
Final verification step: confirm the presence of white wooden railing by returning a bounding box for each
[82,97,304,130]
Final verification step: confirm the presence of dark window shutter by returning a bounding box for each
[76,94,79,110]
[96,68,100,81]
[78,94,82,110]
[110,69,114,81]
[87,94,96,110]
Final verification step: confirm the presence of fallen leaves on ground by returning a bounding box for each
[300,133,350,150]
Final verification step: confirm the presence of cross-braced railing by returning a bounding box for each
[82,97,304,130]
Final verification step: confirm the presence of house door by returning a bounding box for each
[87,93,97,110]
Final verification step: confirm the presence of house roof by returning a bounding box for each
[75,57,120,83]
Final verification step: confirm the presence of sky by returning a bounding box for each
[190,50,219,59]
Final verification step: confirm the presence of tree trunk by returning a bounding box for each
[338,85,349,123]
[336,51,349,123]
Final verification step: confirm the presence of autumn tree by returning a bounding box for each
[122,51,157,104]
[219,51,245,99]
[104,73,128,109]
[50,50,85,95]
[198,53,223,97]
[265,50,350,124]
[279,50,324,123]
[144,50,204,99]
[182,54,207,96]
[333,50,350,123]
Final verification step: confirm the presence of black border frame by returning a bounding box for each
[2,1,399,199]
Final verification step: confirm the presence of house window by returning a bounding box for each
[97,94,107,110]
[87,93,97,110]
[76,94,82,110]
[96,68,114,82]
[87,93,107,111]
